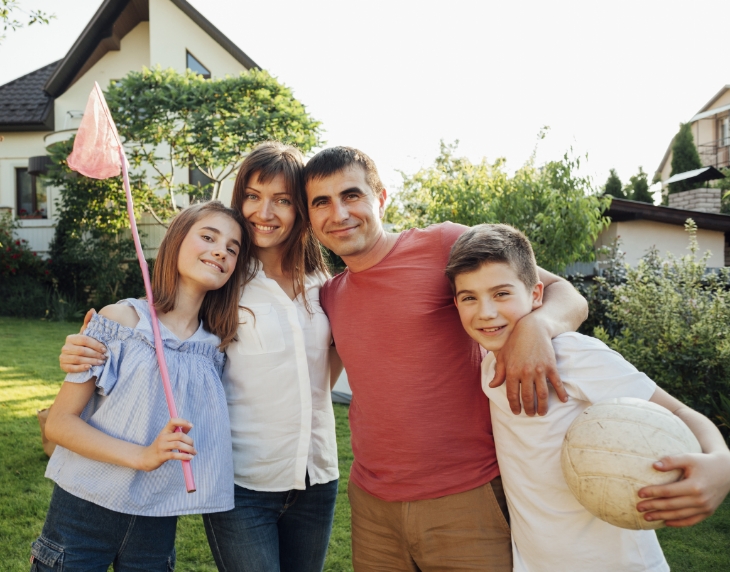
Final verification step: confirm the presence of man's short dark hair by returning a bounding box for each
[445,224,539,291]
[304,147,384,195]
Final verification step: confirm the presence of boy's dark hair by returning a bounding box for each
[303,146,384,195]
[445,224,539,291]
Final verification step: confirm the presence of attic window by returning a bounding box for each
[186,51,211,79]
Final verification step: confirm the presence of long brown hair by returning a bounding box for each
[231,142,328,309]
[152,201,254,348]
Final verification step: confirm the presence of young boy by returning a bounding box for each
[445,223,730,572]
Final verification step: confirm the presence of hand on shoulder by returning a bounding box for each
[99,304,140,329]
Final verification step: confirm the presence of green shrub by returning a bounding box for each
[594,221,730,438]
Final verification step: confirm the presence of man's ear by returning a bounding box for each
[378,188,388,218]
[532,281,544,310]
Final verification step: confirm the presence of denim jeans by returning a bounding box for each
[30,485,177,572]
[203,476,338,572]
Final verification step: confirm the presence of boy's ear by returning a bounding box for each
[531,281,544,310]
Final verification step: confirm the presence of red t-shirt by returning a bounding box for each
[320,222,499,502]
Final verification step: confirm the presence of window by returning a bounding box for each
[721,117,730,147]
[186,51,211,79]
[189,166,213,202]
[16,168,47,219]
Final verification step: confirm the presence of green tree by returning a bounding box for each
[669,123,703,194]
[385,141,611,273]
[603,168,625,198]
[624,166,653,203]
[0,1,52,43]
[45,67,323,306]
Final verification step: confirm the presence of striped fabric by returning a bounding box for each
[46,298,234,517]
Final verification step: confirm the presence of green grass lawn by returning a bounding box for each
[1,316,728,571]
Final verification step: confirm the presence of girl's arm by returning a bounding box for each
[46,379,197,472]
[636,387,730,526]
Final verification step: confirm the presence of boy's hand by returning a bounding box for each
[59,309,108,373]
[636,451,730,527]
[489,312,567,416]
[137,418,196,472]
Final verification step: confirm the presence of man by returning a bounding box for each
[303,147,587,570]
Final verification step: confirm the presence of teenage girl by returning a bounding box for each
[34,201,252,571]
[60,143,342,572]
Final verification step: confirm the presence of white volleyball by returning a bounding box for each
[561,397,701,530]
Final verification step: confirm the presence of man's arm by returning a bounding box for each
[329,347,344,390]
[636,388,730,527]
[489,268,588,416]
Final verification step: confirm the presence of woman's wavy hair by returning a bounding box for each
[152,201,254,349]
[231,142,328,311]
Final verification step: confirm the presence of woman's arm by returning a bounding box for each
[636,388,730,526]
[329,346,344,390]
[489,268,588,416]
[46,379,197,472]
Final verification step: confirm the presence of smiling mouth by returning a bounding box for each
[202,260,224,272]
[479,325,507,334]
[253,223,278,232]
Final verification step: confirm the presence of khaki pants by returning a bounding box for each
[348,478,512,572]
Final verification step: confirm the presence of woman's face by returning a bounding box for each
[241,172,298,254]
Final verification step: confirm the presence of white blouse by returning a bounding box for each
[223,263,339,491]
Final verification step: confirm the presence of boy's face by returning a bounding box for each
[454,262,543,354]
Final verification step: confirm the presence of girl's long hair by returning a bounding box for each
[152,201,254,349]
[231,142,329,311]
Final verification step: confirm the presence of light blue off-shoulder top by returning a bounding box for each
[45,298,234,517]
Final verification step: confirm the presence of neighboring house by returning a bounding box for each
[0,0,258,255]
[656,85,730,186]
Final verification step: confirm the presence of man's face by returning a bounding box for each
[306,166,386,259]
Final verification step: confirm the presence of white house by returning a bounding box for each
[0,0,258,255]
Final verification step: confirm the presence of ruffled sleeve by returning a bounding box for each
[63,313,134,396]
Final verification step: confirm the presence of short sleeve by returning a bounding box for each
[554,333,656,405]
[439,222,469,262]
[320,278,333,316]
[63,313,133,396]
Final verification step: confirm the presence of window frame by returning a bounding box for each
[15,167,47,219]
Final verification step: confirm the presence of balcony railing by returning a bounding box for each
[698,139,730,169]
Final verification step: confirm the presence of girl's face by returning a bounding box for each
[241,171,297,254]
[177,213,242,293]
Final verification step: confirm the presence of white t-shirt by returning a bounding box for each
[223,263,339,491]
[483,332,669,572]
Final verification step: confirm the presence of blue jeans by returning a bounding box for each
[30,485,177,572]
[203,476,338,572]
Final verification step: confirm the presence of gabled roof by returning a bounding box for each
[0,0,260,132]
[45,0,259,97]
[656,85,730,179]
[607,197,730,233]
[0,61,59,132]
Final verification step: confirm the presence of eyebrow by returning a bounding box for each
[309,186,365,206]
[245,186,291,196]
[455,283,515,297]
[200,226,242,248]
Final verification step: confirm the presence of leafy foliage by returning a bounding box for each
[0,0,53,43]
[669,123,703,194]
[594,221,730,434]
[625,166,653,203]
[603,168,625,199]
[385,140,611,273]
[45,67,322,307]
[105,67,323,205]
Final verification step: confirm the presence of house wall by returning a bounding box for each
[596,219,725,268]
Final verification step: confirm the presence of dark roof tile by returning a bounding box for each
[0,61,59,130]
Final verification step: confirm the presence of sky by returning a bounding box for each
[2,0,730,200]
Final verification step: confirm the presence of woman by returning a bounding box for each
[59,142,342,572]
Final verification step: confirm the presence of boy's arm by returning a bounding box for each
[46,379,196,472]
[637,388,730,526]
[490,267,588,416]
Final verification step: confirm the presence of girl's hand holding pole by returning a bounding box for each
[138,418,196,472]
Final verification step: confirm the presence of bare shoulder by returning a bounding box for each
[98,304,140,329]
